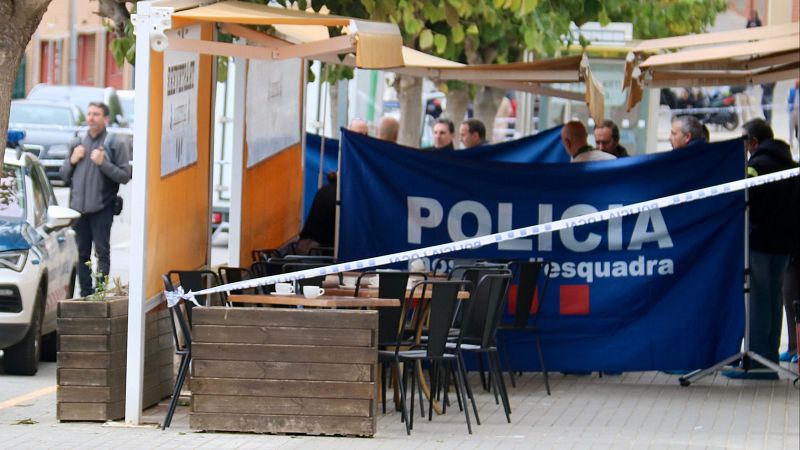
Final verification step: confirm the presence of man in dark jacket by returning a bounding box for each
[725,119,799,379]
[61,102,132,296]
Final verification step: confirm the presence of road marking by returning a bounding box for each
[0,385,56,410]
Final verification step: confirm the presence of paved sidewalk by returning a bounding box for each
[0,363,797,449]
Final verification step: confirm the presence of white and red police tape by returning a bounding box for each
[164,167,799,307]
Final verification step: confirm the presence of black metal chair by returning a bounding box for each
[161,275,193,430]
[498,261,552,394]
[281,262,327,291]
[449,272,513,424]
[167,269,229,309]
[217,266,254,294]
[392,280,474,435]
[251,248,282,263]
[355,270,427,414]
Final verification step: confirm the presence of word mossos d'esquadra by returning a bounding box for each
[407,196,675,283]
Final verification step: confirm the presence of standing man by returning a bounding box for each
[669,115,704,149]
[724,119,799,379]
[376,116,399,142]
[431,118,455,151]
[593,120,629,157]
[61,102,132,296]
[459,119,487,149]
[561,121,615,162]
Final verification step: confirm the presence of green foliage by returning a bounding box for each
[84,260,110,302]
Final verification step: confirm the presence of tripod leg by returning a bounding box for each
[679,352,744,386]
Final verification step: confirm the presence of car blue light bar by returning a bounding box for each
[6,130,26,146]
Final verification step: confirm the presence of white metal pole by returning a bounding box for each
[124,1,155,425]
[228,42,247,267]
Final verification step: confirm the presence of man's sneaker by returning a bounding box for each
[721,368,779,380]
[779,351,797,362]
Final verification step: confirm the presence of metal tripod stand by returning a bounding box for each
[679,188,800,386]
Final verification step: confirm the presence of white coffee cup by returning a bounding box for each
[368,276,380,287]
[342,277,357,288]
[275,283,295,295]
[303,286,325,298]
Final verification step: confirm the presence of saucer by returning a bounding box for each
[270,292,295,296]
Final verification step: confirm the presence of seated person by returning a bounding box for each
[296,172,337,255]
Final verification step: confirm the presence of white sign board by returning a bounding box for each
[161,25,200,177]
[245,58,301,168]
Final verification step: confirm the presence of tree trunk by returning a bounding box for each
[444,86,469,129]
[397,74,422,147]
[473,86,505,143]
[0,0,53,168]
[329,80,339,139]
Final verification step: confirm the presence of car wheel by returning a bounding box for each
[2,286,44,375]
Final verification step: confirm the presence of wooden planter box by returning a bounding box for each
[57,297,174,421]
[190,307,378,437]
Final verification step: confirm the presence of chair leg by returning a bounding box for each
[427,362,436,422]
[453,357,473,434]
[381,362,387,414]
[490,352,512,422]
[533,331,551,395]
[501,335,517,388]
[397,361,410,435]
[409,363,416,430]
[476,355,488,391]
[485,353,500,405]
[163,353,190,430]
[458,351,480,426]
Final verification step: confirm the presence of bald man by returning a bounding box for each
[561,121,616,163]
[348,118,369,135]
[377,116,399,142]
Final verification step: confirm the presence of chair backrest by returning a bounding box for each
[459,272,512,348]
[251,248,282,263]
[354,271,427,345]
[162,274,191,353]
[512,261,551,327]
[402,280,471,358]
[169,270,228,310]
[218,266,253,295]
[308,246,335,257]
[448,263,509,286]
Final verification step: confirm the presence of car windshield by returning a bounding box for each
[0,165,26,220]
[10,103,74,127]
[31,86,103,115]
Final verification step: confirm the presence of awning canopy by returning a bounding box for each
[167,0,404,69]
[624,22,800,110]
[220,22,603,121]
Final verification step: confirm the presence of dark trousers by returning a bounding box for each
[74,203,115,297]
[783,257,799,354]
[748,250,789,366]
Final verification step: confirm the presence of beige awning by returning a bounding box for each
[624,22,800,109]
[632,22,799,53]
[169,0,403,69]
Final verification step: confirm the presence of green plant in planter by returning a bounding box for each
[84,260,128,301]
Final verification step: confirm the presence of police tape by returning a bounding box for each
[171,167,799,303]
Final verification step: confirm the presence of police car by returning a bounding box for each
[0,131,80,375]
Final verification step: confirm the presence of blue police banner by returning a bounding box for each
[438,123,568,163]
[303,126,567,220]
[339,129,745,372]
[303,133,339,220]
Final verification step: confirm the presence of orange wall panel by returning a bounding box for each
[239,143,303,267]
[145,24,214,298]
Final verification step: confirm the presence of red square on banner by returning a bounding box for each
[560,285,590,315]
[507,284,539,314]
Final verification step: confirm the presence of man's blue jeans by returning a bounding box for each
[748,250,789,366]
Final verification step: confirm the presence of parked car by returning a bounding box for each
[117,89,135,127]
[9,99,83,182]
[27,84,128,127]
[0,131,80,375]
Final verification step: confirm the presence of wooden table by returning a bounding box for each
[189,297,397,437]
[229,293,399,308]
[322,286,471,299]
